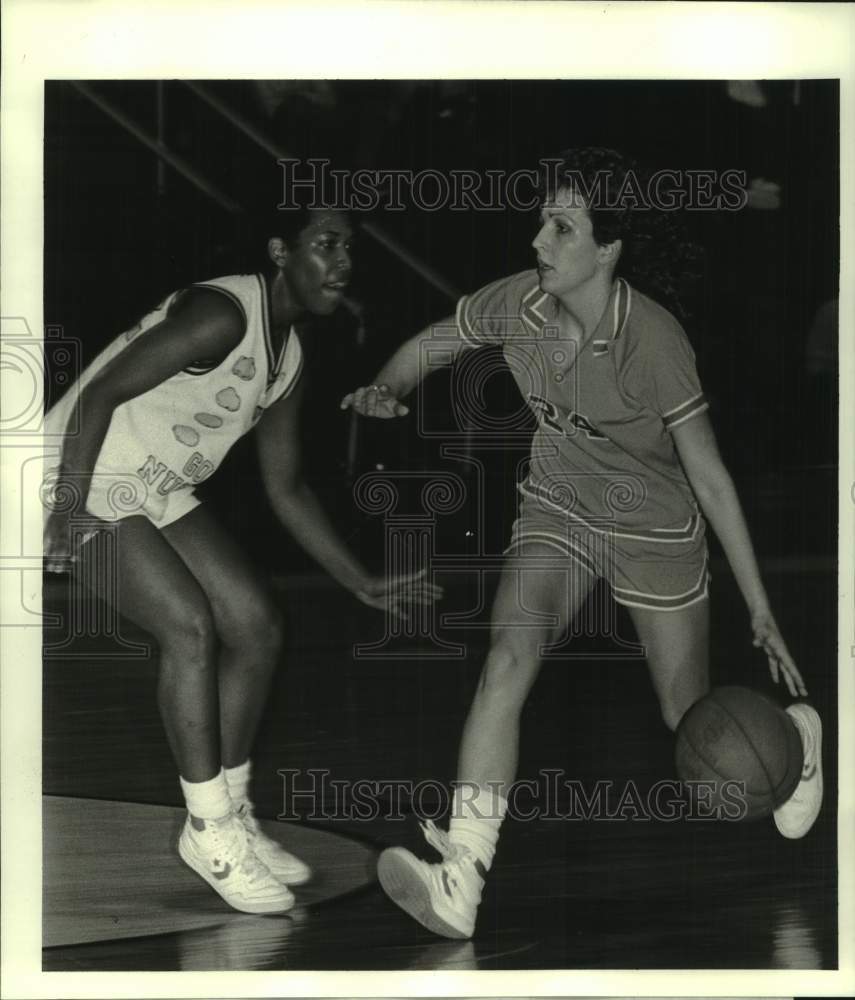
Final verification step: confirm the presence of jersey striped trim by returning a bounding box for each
[662,392,709,430]
[259,331,304,413]
[521,285,552,334]
[456,278,551,346]
[274,333,303,400]
[457,274,630,346]
[184,282,248,376]
[456,282,495,345]
[611,556,710,611]
[611,279,632,341]
[520,478,703,544]
[257,272,286,386]
[455,294,475,345]
[183,360,221,376]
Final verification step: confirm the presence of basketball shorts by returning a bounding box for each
[42,465,201,569]
[505,494,710,612]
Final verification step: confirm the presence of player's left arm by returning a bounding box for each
[672,412,807,696]
[255,378,442,616]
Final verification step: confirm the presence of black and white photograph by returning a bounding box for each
[1,2,853,997]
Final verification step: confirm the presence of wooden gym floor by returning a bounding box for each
[42,548,837,973]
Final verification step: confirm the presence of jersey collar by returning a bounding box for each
[521,275,632,361]
[592,278,631,355]
[258,272,290,384]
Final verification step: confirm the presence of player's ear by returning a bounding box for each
[268,237,289,268]
[598,238,622,267]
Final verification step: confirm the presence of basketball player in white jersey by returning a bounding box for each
[44,206,440,914]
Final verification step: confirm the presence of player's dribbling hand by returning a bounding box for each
[751,609,807,698]
[355,568,443,620]
[340,384,409,419]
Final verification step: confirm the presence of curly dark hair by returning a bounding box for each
[538,147,702,318]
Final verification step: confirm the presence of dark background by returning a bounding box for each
[44,79,839,571]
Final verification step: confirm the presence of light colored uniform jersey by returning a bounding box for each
[44,273,302,557]
[456,271,711,609]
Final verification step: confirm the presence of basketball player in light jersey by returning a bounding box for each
[342,148,823,939]
[44,205,440,915]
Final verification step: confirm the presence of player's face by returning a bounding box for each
[282,211,354,316]
[532,187,608,299]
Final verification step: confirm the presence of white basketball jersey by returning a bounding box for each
[44,273,303,524]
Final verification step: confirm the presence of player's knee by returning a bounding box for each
[250,605,284,659]
[156,602,218,663]
[223,602,284,662]
[476,639,535,706]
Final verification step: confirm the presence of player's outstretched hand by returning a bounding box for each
[751,609,807,698]
[355,568,443,619]
[340,384,409,419]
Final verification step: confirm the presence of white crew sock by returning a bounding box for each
[224,759,252,806]
[448,783,508,871]
[179,769,232,821]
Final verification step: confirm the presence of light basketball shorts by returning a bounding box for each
[505,494,710,612]
[42,464,201,569]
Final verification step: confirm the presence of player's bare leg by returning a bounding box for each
[628,597,822,836]
[458,545,596,792]
[378,544,595,938]
[625,598,710,732]
[75,513,294,912]
[75,514,221,781]
[162,506,284,768]
[162,505,310,884]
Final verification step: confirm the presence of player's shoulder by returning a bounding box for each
[472,271,539,301]
[467,269,540,309]
[167,273,252,345]
[192,272,258,297]
[622,283,692,354]
[190,272,259,315]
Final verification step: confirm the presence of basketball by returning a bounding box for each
[675,686,803,821]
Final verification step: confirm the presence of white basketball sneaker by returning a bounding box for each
[234,800,312,886]
[377,820,487,939]
[774,703,823,839]
[178,812,296,913]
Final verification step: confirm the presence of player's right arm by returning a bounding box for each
[341,271,523,419]
[340,313,464,418]
[45,289,244,563]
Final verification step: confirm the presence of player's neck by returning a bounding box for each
[267,271,300,334]
[555,274,615,340]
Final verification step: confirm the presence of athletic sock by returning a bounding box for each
[448,783,508,872]
[179,769,232,821]
[224,759,252,806]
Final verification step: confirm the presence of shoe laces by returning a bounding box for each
[420,819,481,872]
[420,819,484,903]
[802,719,817,765]
[420,818,456,858]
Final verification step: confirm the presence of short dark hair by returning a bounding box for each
[237,177,327,271]
[260,204,316,248]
